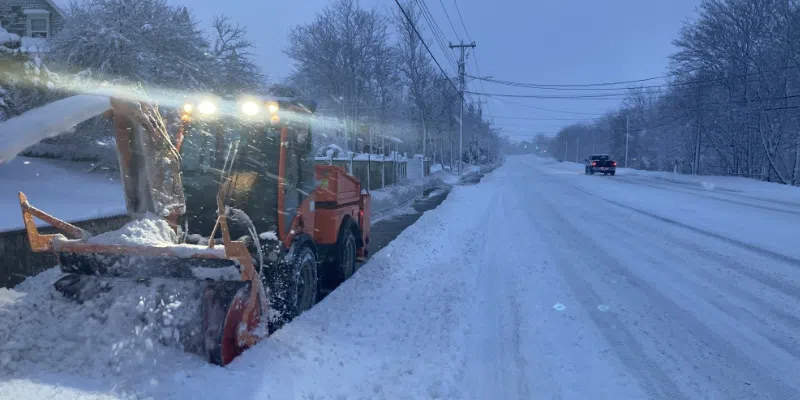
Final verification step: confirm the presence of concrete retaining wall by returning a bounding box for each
[1,215,130,288]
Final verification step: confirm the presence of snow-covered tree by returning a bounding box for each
[49,0,215,90]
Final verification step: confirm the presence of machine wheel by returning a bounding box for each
[203,280,266,366]
[589,170,595,175]
[610,171,616,176]
[268,245,318,332]
[584,168,589,175]
[337,223,358,282]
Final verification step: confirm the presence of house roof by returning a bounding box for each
[42,0,68,18]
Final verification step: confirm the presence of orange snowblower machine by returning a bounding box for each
[17,94,370,366]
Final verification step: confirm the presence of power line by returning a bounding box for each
[471,76,666,92]
[471,74,671,88]
[490,96,605,115]
[467,90,629,99]
[452,0,471,41]
[446,0,491,118]
[394,0,459,92]
[415,0,458,69]
[437,0,461,39]
[493,115,594,121]
[467,64,800,91]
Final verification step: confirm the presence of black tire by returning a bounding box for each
[584,168,589,175]
[610,171,616,176]
[337,224,358,282]
[589,169,595,175]
[268,245,318,332]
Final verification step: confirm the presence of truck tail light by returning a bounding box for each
[612,161,617,166]
[592,162,597,166]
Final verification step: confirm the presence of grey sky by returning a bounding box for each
[172,0,702,141]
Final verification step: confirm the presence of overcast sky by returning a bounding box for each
[171,0,703,141]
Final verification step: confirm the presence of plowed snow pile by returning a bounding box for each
[0,268,210,395]
[0,216,249,396]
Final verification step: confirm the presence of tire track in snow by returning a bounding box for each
[462,171,534,400]
[568,184,800,268]
[558,185,800,368]
[472,167,649,399]
[611,176,800,217]
[529,169,800,399]
[557,178,800,304]
[524,186,687,400]
[619,174,800,210]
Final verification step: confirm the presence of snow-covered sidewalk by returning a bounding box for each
[0,156,125,232]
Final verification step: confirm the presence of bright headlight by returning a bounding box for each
[197,100,217,115]
[267,102,279,114]
[182,103,194,113]
[241,101,260,116]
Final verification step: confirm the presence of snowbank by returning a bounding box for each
[0,156,125,232]
[0,26,20,46]
[0,95,111,164]
[0,268,214,397]
[369,174,447,219]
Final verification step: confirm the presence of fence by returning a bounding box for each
[705,165,767,180]
[314,155,409,191]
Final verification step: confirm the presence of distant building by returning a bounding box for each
[0,0,67,54]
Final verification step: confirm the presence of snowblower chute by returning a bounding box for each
[16,93,371,366]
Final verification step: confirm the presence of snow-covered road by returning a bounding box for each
[2,155,799,399]
[467,157,800,399]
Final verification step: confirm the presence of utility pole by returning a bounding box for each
[576,136,579,163]
[625,115,630,168]
[450,41,476,175]
[564,139,568,162]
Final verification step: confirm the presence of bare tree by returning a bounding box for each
[209,14,266,94]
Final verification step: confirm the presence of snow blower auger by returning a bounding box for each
[17,97,268,366]
[16,93,371,366]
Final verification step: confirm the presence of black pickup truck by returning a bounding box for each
[584,154,617,175]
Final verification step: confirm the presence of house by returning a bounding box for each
[0,0,67,52]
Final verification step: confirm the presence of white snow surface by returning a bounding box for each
[0,26,20,44]
[368,174,446,219]
[85,215,226,258]
[0,95,111,164]
[258,231,278,241]
[87,214,177,246]
[0,156,125,232]
[4,155,800,399]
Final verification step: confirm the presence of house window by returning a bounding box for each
[23,9,50,38]
[29,18,48,38]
